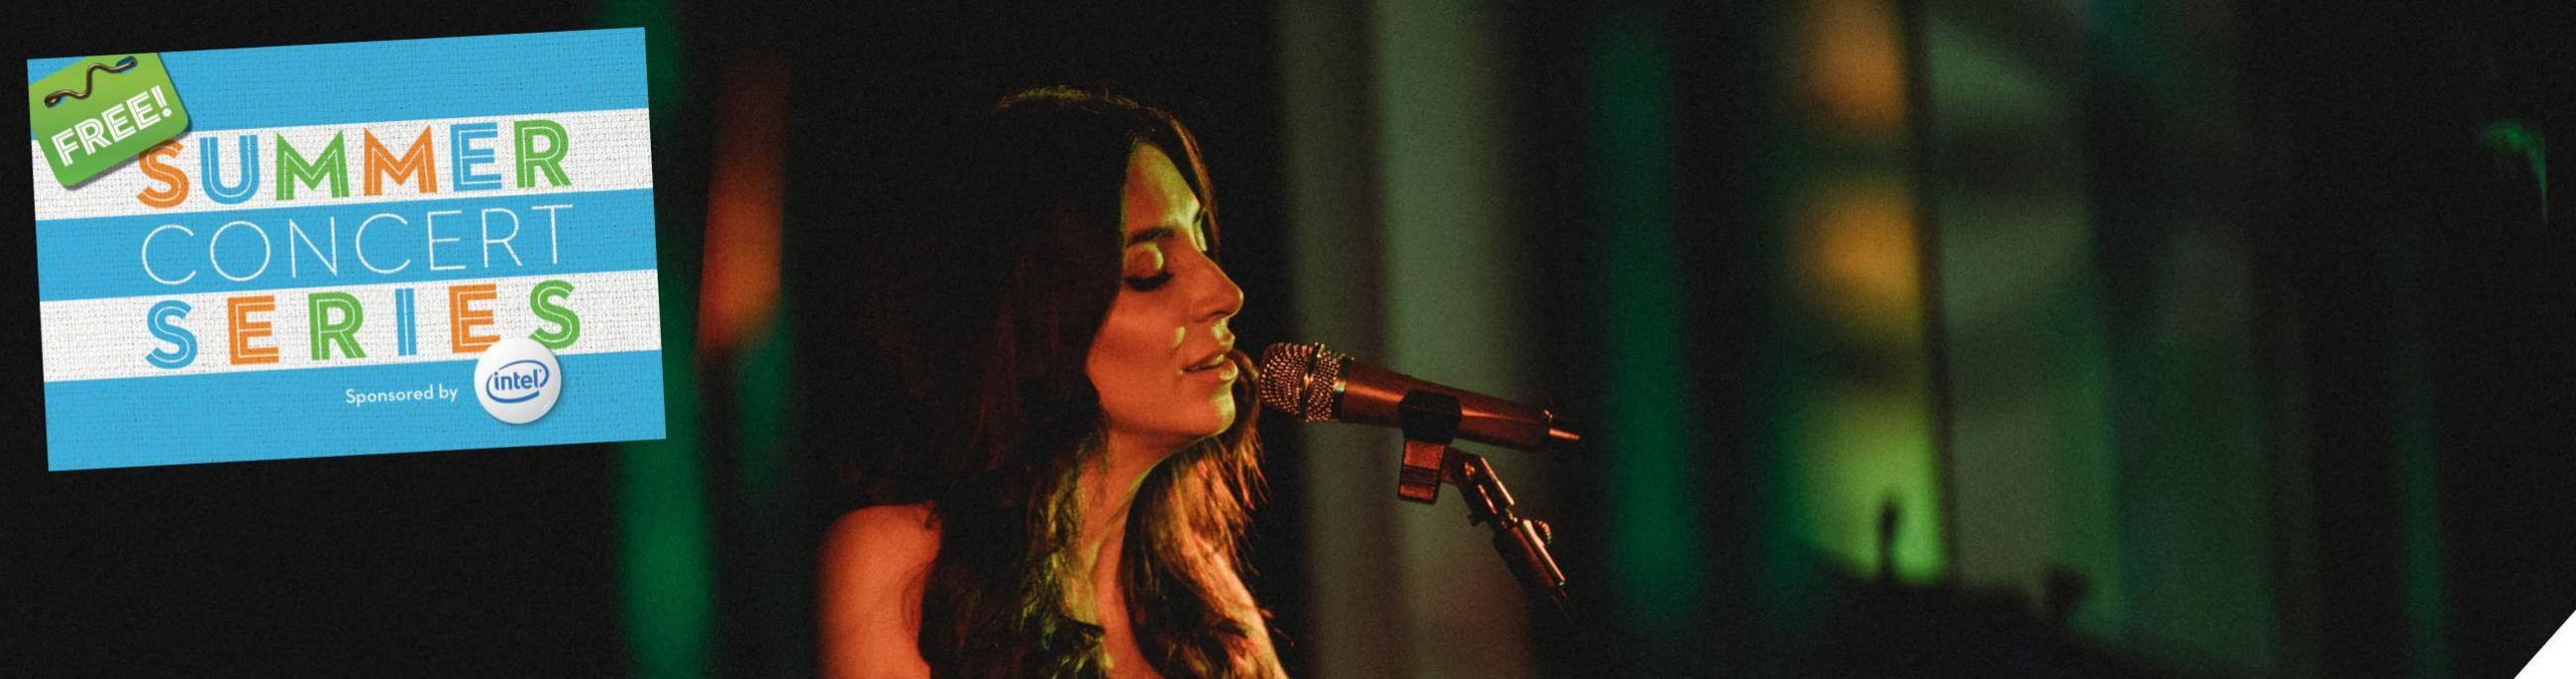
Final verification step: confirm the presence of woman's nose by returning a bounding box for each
[1193,260,1243,323]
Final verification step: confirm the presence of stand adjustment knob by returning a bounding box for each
[1530,519,1553,545]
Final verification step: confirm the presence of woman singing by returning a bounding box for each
[820,86,1285,678]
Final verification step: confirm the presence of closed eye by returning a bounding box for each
[1124,225,1181,291]
[1125,271,1175,291]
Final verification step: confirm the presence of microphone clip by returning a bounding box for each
[1396,391,1461,504]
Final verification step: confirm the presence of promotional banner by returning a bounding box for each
[28,29,664,470]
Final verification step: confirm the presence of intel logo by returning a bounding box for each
[486,361,551,403]
[473,337,563,424]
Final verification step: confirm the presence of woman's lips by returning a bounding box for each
[1185,361,1240,382]
[1183,349,1236,381]
[1183,344,1234,372]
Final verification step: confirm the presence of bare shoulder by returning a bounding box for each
[824,504,941,566]
[820,504,941,679]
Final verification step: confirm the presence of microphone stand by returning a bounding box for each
[1394,391,1571,622]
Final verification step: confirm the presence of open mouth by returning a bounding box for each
[1183,345,1234,373]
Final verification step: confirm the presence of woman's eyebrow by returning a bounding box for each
[1126,225,1179,246]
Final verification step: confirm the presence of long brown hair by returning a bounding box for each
[848,86,1269,677]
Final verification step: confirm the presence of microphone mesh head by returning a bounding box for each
[1256,342,1347,422]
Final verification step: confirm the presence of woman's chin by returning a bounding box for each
[1183,414,1235,448]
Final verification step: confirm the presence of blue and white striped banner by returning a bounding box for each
[29,29,665,470]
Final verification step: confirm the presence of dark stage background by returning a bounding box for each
[3,1,2571,677]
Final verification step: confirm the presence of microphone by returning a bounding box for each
[1256,342,1581,451]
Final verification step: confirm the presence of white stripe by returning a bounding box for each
[40,270,661,382]
[33,108,653,221]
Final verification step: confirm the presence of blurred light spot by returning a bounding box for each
[1803,385,1943,579]
[1799,179,1921,338]
[698,53,790,355]
[1802,0,1908,135]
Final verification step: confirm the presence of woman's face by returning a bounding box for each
[1087,143,1243,454]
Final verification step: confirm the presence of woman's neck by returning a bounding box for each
[1071,429,1177,604]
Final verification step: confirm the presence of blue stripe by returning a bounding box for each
[36,188,656,301]
[45,350,666,471]
[29,29,646,139]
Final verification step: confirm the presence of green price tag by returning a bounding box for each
[28,54,191,187]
